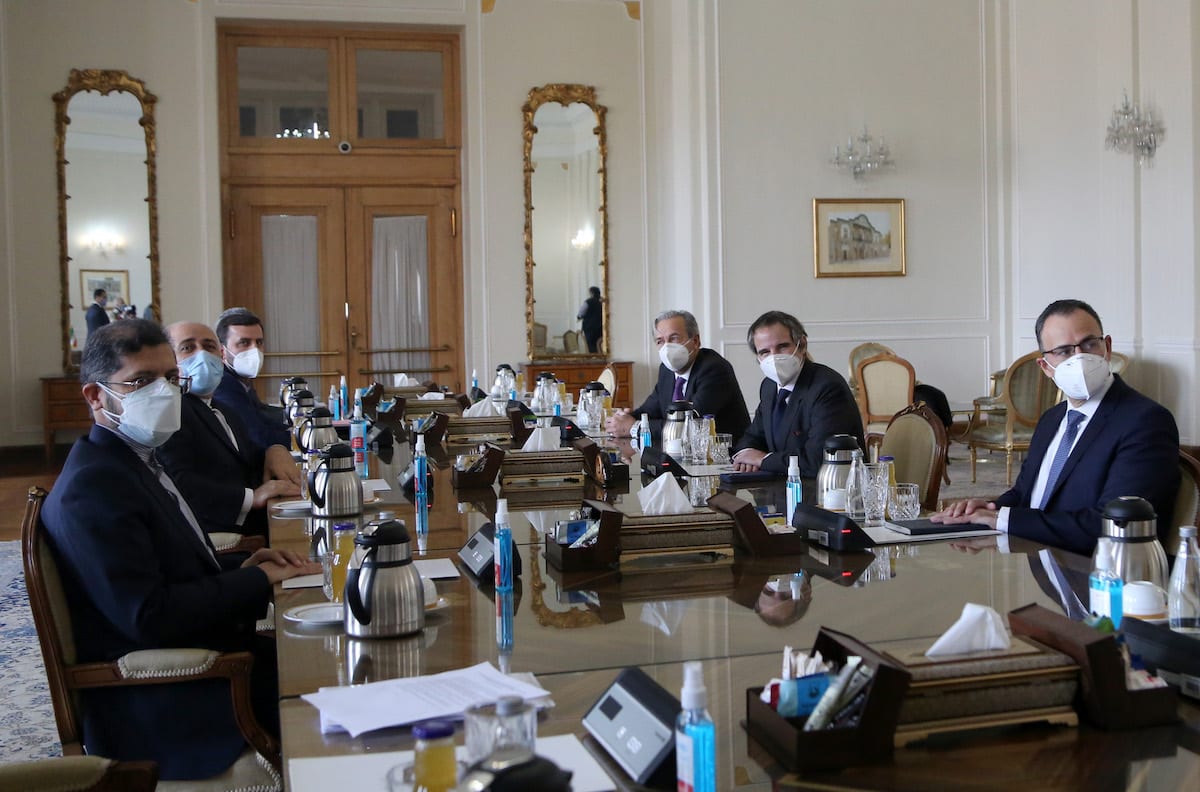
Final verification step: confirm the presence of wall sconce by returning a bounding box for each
[831,128,895,180]
[1105,92,1164,166]
[570,226,595,250]
[82,230,126,253]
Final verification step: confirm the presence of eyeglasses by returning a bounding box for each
[1042,336,1105,362]
[98,375,191,395]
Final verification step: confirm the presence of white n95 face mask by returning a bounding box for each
[100,378,182,447]
[659,342,692,373]
[232,347,263,379]
[760,351,803,386]
[1049,353,1111,402]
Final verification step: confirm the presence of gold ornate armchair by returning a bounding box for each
[868,402,949,512]
[964,351,1059,485]
[855,353,916,437]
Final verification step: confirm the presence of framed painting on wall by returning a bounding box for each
[813,198,906,278]
[80,269,129,308]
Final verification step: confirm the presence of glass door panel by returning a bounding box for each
[370,216,432,377]
[232,42,336,142]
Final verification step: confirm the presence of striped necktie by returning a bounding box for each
[1040,410,1084,509]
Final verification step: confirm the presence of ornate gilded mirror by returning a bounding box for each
[55,69,160,373]
[523,84,609,361]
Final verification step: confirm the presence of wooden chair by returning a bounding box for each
[0,756,157,792]
[963,351,1059,485]
[20,487,282,790]
[532,322,548,353]
[855,353,916,436]
[868,402,949,512]
[562,330,580,353]
[847,342,897,413]
[1168,449,1200,553]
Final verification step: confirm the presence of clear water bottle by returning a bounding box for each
[1168,526,1200,635]
[844,448,866,522]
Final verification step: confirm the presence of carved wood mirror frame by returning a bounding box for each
[55,68,160,374]
[523,83,610,362]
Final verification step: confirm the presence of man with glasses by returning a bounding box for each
[158,321,301,538]
[212,306,291,450]
[42,319,319,780]
[605,309,750,443]
[731,310,864,477]
[935,299,1179,556]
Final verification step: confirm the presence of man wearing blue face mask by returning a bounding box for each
[212,306,292,450]
[606,309,750,443]
[731,311,864,477]
[158,321,300,537]
[934,299,1180,556]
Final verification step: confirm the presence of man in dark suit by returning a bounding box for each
[605,309,750,443]
[731,311,864,477]
[935,299,1179,556]
[212,307,292,450]
[159,321,300,537]
[41,319,318,779]
[84,288,110,334]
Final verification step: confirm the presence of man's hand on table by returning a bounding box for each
[949,536,1000,555]
[606,409,635,438]
[251,478,301,509]
[931,497,999,529]
[731,448,767,471]
[264,444,302,486]
[243,547,321,584]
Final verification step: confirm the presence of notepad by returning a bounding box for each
[887,518,996,536]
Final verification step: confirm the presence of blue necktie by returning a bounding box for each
[1040,410,1084,509]
[772,388,790,451]
[672,376,686,401]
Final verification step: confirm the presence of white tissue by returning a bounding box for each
[392,373,421,387]
[521,426,560,452]
[925,603,1012,657]
[464,398,504,417]
[637,472,693,515]
[418,391,444,401]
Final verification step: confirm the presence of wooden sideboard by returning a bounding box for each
[521,360,633,409]
[41,376,91,461]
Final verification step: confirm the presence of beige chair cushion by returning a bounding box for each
[880,414,937,505]
[117,649,219,680]
[156,750,280,792]
[860,357,914,418]
[0,755,114,792]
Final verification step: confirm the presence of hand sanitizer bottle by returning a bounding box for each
[496,589,514,674]
[471,368,479,393]
[328,384,341,421]
[339,375,349,421]
[639,414,652,451]
[675,661,716,792]
[786,456,803,526]
[350,394,368,479]
[414,434,429,551]
[1089,537,1124,628]
[494,498,513,593]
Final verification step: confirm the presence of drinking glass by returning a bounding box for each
[688,416,712,464]
[861,463,890,528]
[710,433,733,465]
[889,483,921,521]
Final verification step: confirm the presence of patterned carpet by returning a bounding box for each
[0,540,61,764]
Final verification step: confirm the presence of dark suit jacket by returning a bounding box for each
[42,426,273,779]
[995,375,1179,557]
[212,365,292,450]
[734,361,865,477]
[158,393,266,536]
[633,348,751,443]
[85,302,109,334]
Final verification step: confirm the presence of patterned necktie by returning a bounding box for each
[1040,410,1084,509]
[672,376,686,401]
[772,388,790,451]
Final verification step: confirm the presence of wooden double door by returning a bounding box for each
[224,184,462,400]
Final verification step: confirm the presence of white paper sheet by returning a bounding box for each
[862,522,1001,545]
[414,558,460,579]
[282,573,324,590]
[302,662,550,737]
[362,478,391,493]
[287,733,615,792]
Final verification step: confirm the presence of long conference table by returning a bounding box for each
[269,440,1200,790]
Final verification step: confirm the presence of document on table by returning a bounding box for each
[302,661,550,737]
[861,521,1001,545]
[288,733,615,792]
[362,478,391,494]
[414,557,460,579]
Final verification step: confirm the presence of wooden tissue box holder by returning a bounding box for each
[450,442,506,489]
[745,627,911,772]
[543,499,623,572]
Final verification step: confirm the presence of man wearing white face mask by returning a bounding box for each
[935,299,1179,556]
[606,309,750,443]
[212,306,292,450]
[731,311,864,477]
[42,319,320,779]
[159,321,301,538]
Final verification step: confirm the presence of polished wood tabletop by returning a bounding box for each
[272,441,1200,790]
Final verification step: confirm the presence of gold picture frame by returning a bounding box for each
[813,198,906,278]
[80,269,129,310]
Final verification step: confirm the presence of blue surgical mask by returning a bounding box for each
[180,350,224,397]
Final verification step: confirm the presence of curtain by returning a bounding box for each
[371,215,431,377]
[260,215,321,389]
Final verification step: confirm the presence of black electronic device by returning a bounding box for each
[458,521,524,583]
[552,415,587,441]
[640,445,684,479]
[582,666,680,788]
[791,502,876,551]
[1122,617,1200,700]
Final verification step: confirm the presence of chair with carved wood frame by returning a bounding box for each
[964,351,1059,485]
[855,353,916,437]
[847,342,897,415]
[20,487,282,790]
[562,330,580,353]
[867,402,949,512]
[596,365,617,404]
[1167,449,1200,554]
[532,322,548,354]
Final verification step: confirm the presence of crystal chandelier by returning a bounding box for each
[831,128,895,180]
[1105,92,1164,166]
